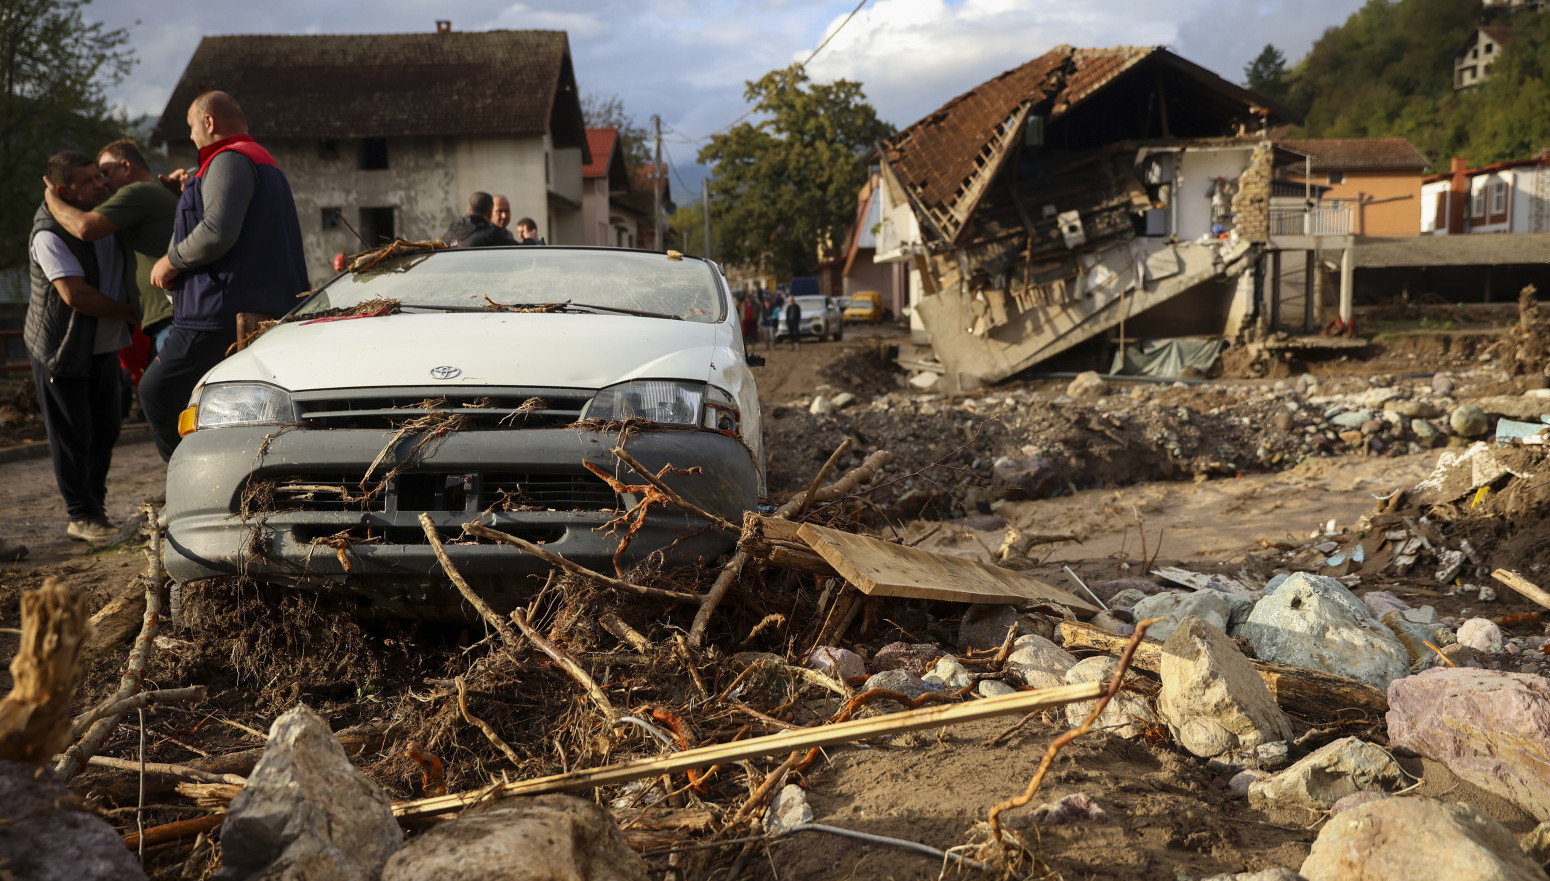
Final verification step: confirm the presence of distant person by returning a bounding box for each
[145,90,310,462]
[27,151,139,544]
[492,194,513,234]
[784,295,802,350]
[43,139,177,358]
[442,192,510,247]
[762,291,781,351]
[514,217,544,245]
[738,290,759,350]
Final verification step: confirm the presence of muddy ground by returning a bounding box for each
[2,317,1548,879]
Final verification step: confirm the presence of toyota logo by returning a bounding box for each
[430,366,462,380]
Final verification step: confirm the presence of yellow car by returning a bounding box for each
[843,290,885,323]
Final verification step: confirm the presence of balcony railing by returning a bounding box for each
[1268,203,1354,236]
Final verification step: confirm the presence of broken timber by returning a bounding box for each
[797,522,1099,611]
[392,681,1105,820]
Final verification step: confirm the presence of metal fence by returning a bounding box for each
[1268,203,1354,236]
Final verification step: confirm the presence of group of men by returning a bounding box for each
[19,90,307,551]
[442,192,541,247]
[738,287,804,351]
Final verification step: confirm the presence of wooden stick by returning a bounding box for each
[688,551,747,648]
[418,513,528,649]
[87,754,246,785]
[393,681,1104,819]
[1491,568,1550,611]
[456,675,525,766]
[461,522,699,605]
[122,812,225,851]
[510,609,617,721]
[795,437,855,520]
[611,446,740,532]
[0,578,90,764]
[600,612,652,653]
[70,685,207,739]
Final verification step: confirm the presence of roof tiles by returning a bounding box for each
[1278,138,1431,171]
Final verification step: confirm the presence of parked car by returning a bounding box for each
[163,246,764,615]
[843,290,886,323]
[778,295,843,341]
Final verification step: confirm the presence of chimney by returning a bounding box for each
[1448,157,1470,235]
[436,20,451,34]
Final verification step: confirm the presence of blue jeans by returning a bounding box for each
[139,325,236,462]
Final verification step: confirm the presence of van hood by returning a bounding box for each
[202,312,729,392]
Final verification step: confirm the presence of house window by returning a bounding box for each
[1491,179,1507,215]
[1485,43,1494,54]
[360,138,389,170]
[319,139,339,160]
[359,207,396,244]
[321,208,342,230]
[1327,171,1345,185]
[1471,187,1486,219]
[545,152,551,186]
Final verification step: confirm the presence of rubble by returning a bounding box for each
[1239,573,1411,690]
[1157,617,1293,759]
[0,759,147,881]
[1062,656,1160,739]
[1248,737,1407,813]
[1131,587,1254,641]
[1300,799,1548,881]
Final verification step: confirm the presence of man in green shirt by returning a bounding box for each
[44,139,177,352]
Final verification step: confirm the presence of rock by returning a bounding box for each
[1004,634,1077,688]
[1203,871,1306,881]
[1089,577,1168,602]
[808,396,833,416]
[829,392,857,410]
[1331,409,1373,429]
[1381,606,1447,667]
[1248,737,1406,812]
[0,759,147,881]
[957,604,1018,652]
[862,669,936,700]
[1458,617,1504,653]
[989,455,1059,501]
[1411,418,1441,443]
[807,646,866,682]
[1229,770,1268,796]
[908,371,939,390]
[1066,371,1107,399]
[1031,793,1108,825]
[1157,617,1293,758]
[764,784,814,836]
[1433,373,1456,397]
[870,642,943,676]
[1328,790,1392,815]
[1522,822,1550,869]
[1064,656,1160,738]
[218,705,400,881]
[1090,611,1133,633]
[977,680,1017,698]
[1300,798,1546,881]
[380,794,648,881]
[1452,403,1489,437]
[1387,399,1438,419]
[1132,588,1254,641]
[1253,741,1292,771]
[1239,572,1410,690]
[1362,590,1410,619]
[923,656,974,690]
[1387,667,1550,820]
[1440,643,1489,668]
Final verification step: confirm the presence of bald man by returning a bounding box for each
[142,90,309,460]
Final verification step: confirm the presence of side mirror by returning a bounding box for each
[746,353,766,367]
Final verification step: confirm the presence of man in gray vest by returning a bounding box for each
[26,151,139,544]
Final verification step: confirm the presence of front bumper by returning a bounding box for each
[164,424,758,606]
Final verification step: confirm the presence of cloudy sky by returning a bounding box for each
[90,0,1364,187]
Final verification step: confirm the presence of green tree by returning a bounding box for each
[1244,44,1290,105]
[698,65,893,278]
[580,91,650,170]
[0,0,135,271]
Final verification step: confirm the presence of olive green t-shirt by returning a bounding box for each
[95,179,177,328]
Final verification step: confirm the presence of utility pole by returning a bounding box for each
[652,115,663,251]
[703,176,712,260]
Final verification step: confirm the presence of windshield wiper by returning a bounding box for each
[399,302,684,319]
[565,303,684,320]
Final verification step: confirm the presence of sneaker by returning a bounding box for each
[0,539,27,562]
[67,517,119,545]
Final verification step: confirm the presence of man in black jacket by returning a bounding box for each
[443,192,514,247]
[26,151,139,544]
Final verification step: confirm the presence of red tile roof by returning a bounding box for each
[152,30,587,151]
[583,128,617,179]
[1278,138,1431,171]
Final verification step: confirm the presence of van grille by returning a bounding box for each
[292,387,592,430]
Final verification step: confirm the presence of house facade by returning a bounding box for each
[581,128,640,248]
[152,28,589,282]
[1421,154,1550,234]
[1455,27,1511,89]
[1277,138,1430,237]
[839,173,910,318]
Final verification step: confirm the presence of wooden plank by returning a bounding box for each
[393,680,1106,819]
[796,522,1098,611]
[744,516,838,576]
[1151,566,1258,597]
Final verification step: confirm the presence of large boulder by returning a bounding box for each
[381,794,649,881]
[217,705,401,881]
[1301,798,1547,881]
[1239,573,1410,690]
[1157,617,1293,758]
[870,642,943,677]
[0,759,146,880]
[1065,371,1107,399]
[1249,737,1407,812]
[1387,667,1550,821]
[1132,589,1254,641]
[990,456,1060,502]
[957,604,1019,652]
[1004,634,1077,689]
[1063,656,1160,738]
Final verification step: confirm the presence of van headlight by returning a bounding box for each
[583,380,740,433]
[184,382,296,433]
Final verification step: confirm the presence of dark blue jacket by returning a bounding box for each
[171,136,309,331]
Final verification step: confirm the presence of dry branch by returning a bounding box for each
[600,613,652,653]
[417,513,527,650]
[1492,568,1550,611]
[0,578,90,764]
[70,685,207,739]
[511,609,617,722]
[611,446,740,532]
[456,676,524,766]
[122,812,226,851]
[87,755,246,785]
[393,680,1103,820]
[462,522,700,605]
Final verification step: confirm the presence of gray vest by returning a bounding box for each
[24,203,124,378]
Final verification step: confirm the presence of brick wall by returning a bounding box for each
[1232,142,1273,241]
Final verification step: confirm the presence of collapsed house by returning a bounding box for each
[875,45,1357,383]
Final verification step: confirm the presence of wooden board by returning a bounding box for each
[797,523,1098,611]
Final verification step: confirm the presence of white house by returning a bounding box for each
[581,128,641,248]
[152,26,590,282]
[1421,154,1550,234]
[1454,27,1511,89]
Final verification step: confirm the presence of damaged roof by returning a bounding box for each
[883,45,1293,245]
[1278,138,1431,172]
[152,30,587,151]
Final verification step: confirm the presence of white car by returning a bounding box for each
[163,246,764,614]
[778,295,843,341]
